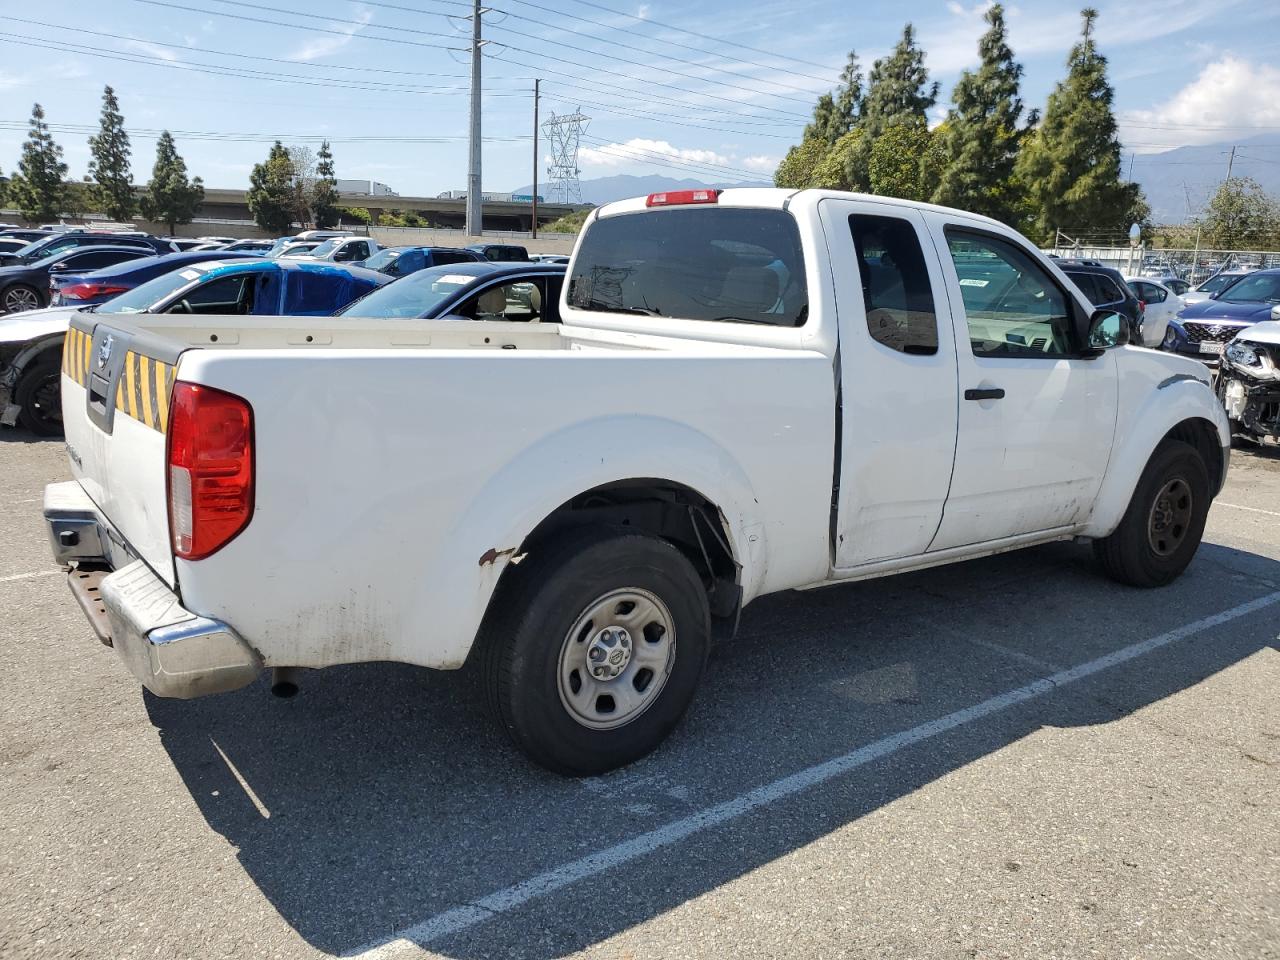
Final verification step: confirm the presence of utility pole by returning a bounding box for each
[1225,144,1237,181]
[465,0,483,238]
[531,78,540,240]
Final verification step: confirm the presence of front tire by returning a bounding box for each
[479,526,710,776]
[15,354,63,436]
[1093,440,1210,587]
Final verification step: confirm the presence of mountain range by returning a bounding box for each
[514,135,1280,224]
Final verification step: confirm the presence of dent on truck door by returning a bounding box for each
[927,221,1118,551]
[820,198,960,568]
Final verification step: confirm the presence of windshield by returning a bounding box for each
[96,266,207,314]
[363,249,401,271]
[280,243,318,257]
[265,238,296,257]
[338,264,481,318]
[1218,274,1280,303]
[1199,273,1242,294]
[308,239,341,258]
[12,238,54,261]
[567,207,809,327]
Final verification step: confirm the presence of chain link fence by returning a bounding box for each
[1045,238,1280,285]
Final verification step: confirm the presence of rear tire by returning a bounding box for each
[1093,440,1210,587]
[2,283,44,313]
[15,354,63,436]
[479,526,710,776]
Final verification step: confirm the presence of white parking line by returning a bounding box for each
[1217,502,1280,519]
[348,590,1280,959]
[0,570,60,584]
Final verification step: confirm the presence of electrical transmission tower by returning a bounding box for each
[542,109,589,205]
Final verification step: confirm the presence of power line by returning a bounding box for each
[0,119,529,144]
[0,34,530,98]
[135,0,813,122]
[545,0,843,77]
[579,135,766,181]
[353,0,832,98]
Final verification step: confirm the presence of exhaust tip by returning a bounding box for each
[270,667,300,699]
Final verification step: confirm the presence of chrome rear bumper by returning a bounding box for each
[44,480,261,699]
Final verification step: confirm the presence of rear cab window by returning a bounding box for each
[567,207,808,327]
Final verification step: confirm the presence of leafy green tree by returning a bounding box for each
[312,140,340,228]
[1014,8,1146,241]
[87,85,135,221]
[341,205,373,226]
[544,208,589,233]
[843,24,939,191]
[138,131,204,234]
[61,179,99,219]
[774,136,834,189]
[868,118,944,201]
[247,140,295,235]
[932,4,1025,224]
[1200,176,1280,249]
[7,103,68,222]
[776,53,865,190]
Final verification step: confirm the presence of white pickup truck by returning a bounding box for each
[45,188,1229,775]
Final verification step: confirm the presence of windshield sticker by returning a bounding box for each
[959,278,989,287]
[435,274,474,286]
[178,269,202,281]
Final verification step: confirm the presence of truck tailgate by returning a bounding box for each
[62,314,180,586]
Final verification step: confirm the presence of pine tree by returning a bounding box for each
[843,25,939,191]
[138,131,205,234]
[312,140,340,228]
[87,85,135,221]
[246,141,296,235]
[6,104,68,222]
[776,53,863,189]
[932,4,1025,224]
[1015,8,1146,242]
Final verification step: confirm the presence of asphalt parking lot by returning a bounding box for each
[2,432,1278,960]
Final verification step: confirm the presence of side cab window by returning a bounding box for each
[945,228,1081,358]
[849,214,939,355]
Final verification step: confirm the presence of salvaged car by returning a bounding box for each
[1217,318,1280,444]
[45,188,1229,775]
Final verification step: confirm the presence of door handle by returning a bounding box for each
[964,387,1005,401]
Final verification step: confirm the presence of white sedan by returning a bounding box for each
[1125,276,1184,348]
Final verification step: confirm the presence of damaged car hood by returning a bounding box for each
[1235,320,1280,346]
[0,306,83,346]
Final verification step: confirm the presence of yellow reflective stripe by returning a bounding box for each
[82,329,91,383]
[139,355,153,427]
[154,361,169,433]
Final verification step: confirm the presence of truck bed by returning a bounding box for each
[61,312,837,671]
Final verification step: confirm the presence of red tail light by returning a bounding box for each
[645,189,720,207]
[60,282,130,301]
[167,382,254,560]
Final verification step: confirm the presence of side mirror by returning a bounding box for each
[48,262,70,273]
[1271,304,1280,322]
[1083,309,1129,356]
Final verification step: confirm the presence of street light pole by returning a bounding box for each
[531,78,540,240]
[465,0,483,238]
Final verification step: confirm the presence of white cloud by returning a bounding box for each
[127,39,180,62]
[636,4,650,19]
[742,154,778,172]
[287,9,373,62]
[0,71,29,92]
[580,138,733,169]
[1122,56,1280,151]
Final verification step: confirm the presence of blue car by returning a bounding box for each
[1163,268,1280,366]
[338,261,565,320]
[88,258,391,318]
[356,245,482,277]
[50,250,265,308]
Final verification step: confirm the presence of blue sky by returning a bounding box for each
[1,0,1278,197]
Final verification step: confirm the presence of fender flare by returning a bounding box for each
[414,415,765,667]
[1082,379,1228,538]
